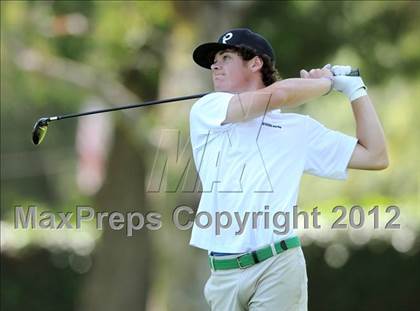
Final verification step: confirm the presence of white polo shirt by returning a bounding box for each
[189,92,357,253]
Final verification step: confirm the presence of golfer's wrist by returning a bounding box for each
[349,87,368,102]
[322,77,333,96]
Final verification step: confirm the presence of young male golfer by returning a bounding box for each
[189,28,388,311]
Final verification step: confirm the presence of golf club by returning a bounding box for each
[32,93,209,145]
[31,68,360,146]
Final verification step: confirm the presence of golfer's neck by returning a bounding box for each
[228,79,266,93]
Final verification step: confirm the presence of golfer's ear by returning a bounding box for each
[249,56,263,72]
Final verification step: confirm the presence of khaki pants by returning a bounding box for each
[204,247,308,311]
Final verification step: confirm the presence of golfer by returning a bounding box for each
[189,28,388,311]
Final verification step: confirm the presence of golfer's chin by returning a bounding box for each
[213,81,232,93]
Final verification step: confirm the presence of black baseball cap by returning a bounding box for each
[193,28,275,69]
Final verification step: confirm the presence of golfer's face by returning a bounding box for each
[211,50,251,93]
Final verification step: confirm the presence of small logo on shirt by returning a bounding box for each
[262,122,282,129]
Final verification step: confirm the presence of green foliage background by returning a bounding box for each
[1,1,419,310]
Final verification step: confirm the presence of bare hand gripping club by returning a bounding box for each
[31,68,360,145]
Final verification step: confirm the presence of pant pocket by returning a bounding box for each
[203,275,212,305]
[296,249,308,310]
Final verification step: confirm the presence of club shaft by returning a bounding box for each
[48,68,359,122]
[53,93,209,121]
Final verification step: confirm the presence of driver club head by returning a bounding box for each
[32,117,49,145]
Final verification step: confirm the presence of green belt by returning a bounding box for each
[208,236,301,271]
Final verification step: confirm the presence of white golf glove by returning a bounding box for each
[331,65,367,102]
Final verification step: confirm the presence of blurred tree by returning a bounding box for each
[244,1,420,83]
[77,124,152,311]
[2,1,168,310]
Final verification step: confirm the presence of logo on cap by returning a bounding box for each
[222,32,233,44]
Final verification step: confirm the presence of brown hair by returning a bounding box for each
[234,45,280,86]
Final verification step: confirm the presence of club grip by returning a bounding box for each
[347,68,360,76]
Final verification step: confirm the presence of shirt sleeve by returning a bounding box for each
[189,92,234,149]
[304,116,357,180]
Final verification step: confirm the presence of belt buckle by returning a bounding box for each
[236,254,251,269]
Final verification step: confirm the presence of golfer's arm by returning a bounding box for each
[222,78,331,124]
[347,95,389,170]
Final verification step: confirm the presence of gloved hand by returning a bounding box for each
[331,65,367,101]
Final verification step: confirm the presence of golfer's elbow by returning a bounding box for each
[369,147,389,170]
[375,149,389,170]
[349,143,389,170]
